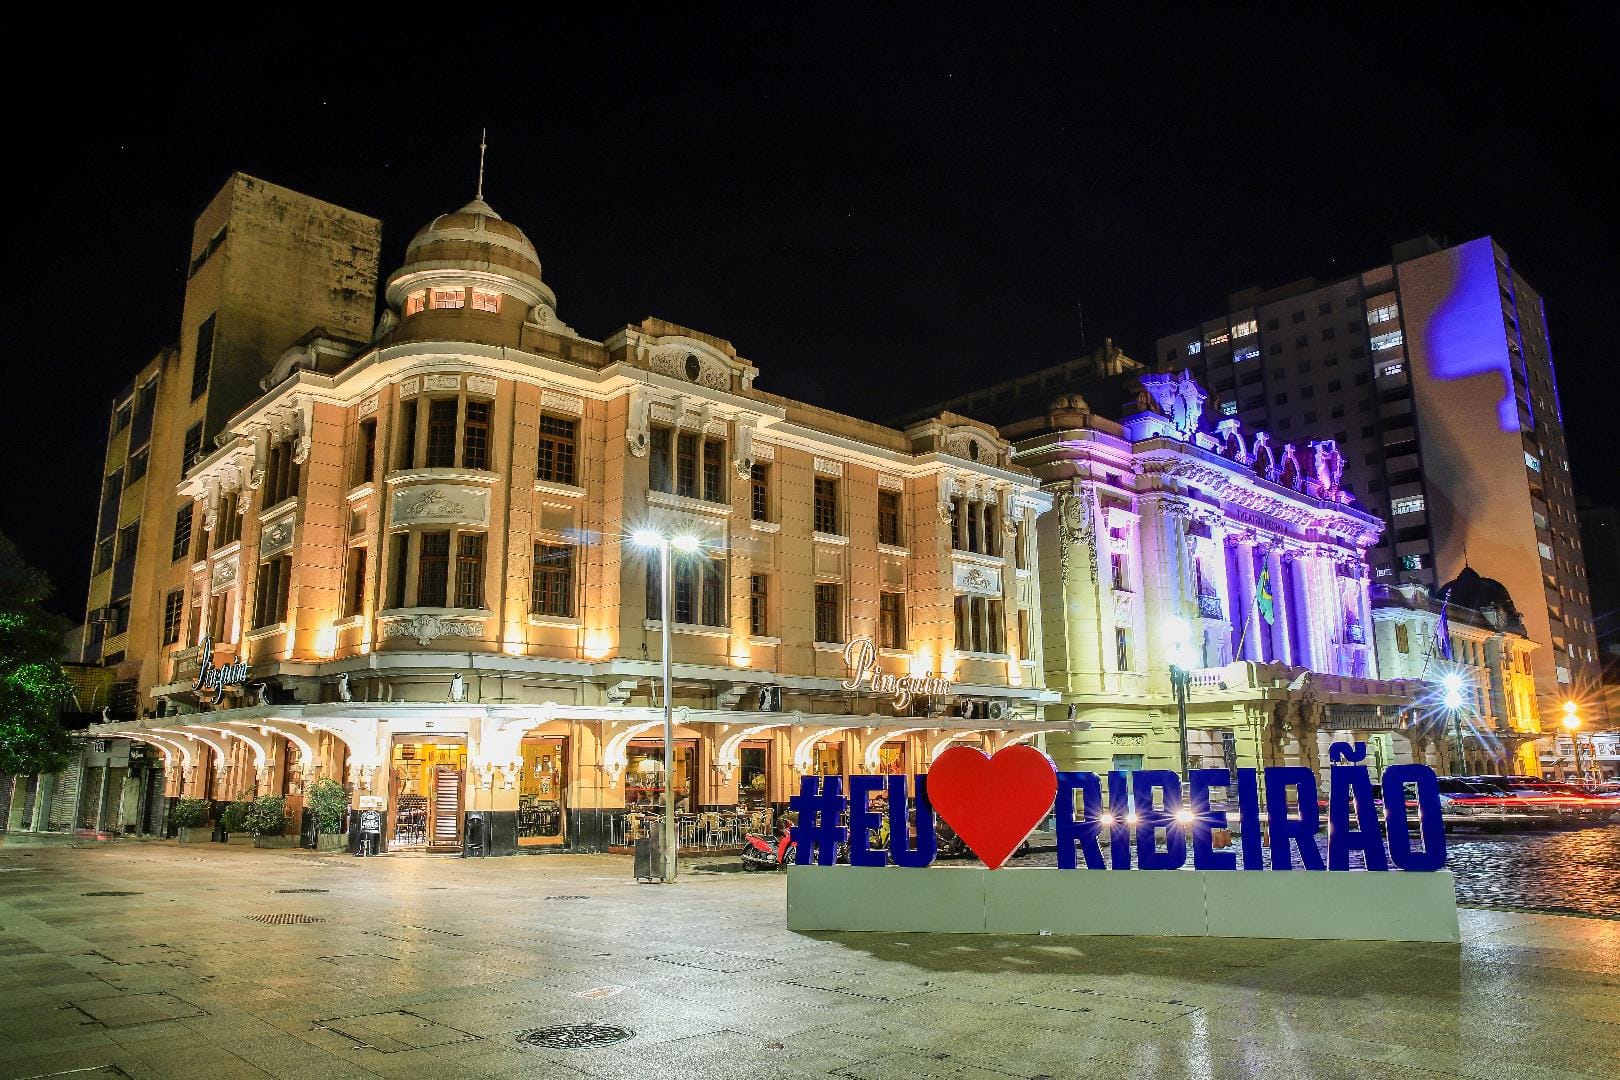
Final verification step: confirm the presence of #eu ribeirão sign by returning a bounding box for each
[790,744,1447,873]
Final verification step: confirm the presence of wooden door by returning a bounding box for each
[431,764,462,851]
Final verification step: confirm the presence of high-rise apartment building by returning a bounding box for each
[82,174,382,711]
[1157,236,1601,718]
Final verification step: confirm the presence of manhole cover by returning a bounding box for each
[275,888,329,894]
[517,1024,635,1049]
[82,891,143,897]
[544,895,588,901]
[246,913,325,925]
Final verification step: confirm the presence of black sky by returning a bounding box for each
[5,12,1618,616]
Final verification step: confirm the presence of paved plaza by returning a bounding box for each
[0,838,1615,1080]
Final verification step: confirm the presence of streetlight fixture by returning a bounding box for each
[1165,616,1192,775]
[1562,701,1584,787]
[1442,672,1466,774]
[632,527,701,884]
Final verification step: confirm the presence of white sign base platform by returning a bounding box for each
[787,865,1460,943]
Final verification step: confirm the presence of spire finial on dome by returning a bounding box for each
[476,127,487,202]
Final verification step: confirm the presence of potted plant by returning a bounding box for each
[306,778,351,852]
[247,795,297,848]
[171,798,212,843]
[221,798,254,844]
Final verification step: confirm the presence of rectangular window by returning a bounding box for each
[879,592,905,650]
[750,463,770,521]
[1524,451,1542,472]
[425,400,458,468]
[171,505,193,562]
[878,491,901,546]
[389,534,410,608]
[162,590,184,645]
[215,501,241,546]
[649,427,672,493]
[462,400,491,471]
[648,556,725,626]
[418,532,450,607]
[1233,346,1260,363]
[190,313,216,401]
[1186,341,1201,355]
[113,401,132,432]
[430,287,465,309]
[181,422,204,478]
[749,574,768,636]
[1392,495,1425,515]
[264,441,301,506]
[343,547,367,617]
[1232,319,1257,337]
[702,438,725,502]
[675,432,699,498]
[814,477,839,534]
[398,400,418,469]
[815,583,841,643]
[95,536,115,574]
[537,415,577,485]
[253,556,291,628]
[455,533,485,609]
[405,291,426,316]
[356,419,377,487]
[128,448,149,483]
[1368,302,1400,324]
[1370,330,1405,351]
[471,289,500,313]
[1116,627,1130,671]
[1110,552,1128,591]
[532,543,574,617]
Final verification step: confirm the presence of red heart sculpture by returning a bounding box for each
[927,745,1057,870]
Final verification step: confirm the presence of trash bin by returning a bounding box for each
[463,813,487,858]
[633,828,664,883]
[356,809,382,857]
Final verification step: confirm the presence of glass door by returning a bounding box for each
[389,737,466,851]
[518,736,568,848]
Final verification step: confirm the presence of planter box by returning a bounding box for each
[254,835,299,849]
[226,834,255,846]
[315,833,347,852]
[177,826,213,843]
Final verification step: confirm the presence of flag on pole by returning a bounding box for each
[1257,566,1275,626]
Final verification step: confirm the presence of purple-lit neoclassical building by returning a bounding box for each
[1004,371,1422,778]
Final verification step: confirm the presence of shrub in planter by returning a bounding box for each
[244,795,292,838]
[306,778,350,836]
[169,798,210,829]
[220,798,252,835]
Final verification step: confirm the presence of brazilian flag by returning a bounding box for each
[1258,567,1275,626]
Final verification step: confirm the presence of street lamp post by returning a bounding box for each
[1165,617,1192,774]
[633,528,700,884]
[1442,673,1465,774]
[1562,702,1584,787]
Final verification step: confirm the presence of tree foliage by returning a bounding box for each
[0,532,76,775]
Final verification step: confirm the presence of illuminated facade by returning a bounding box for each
[1370,570,1542,775]
[1002,374,1422,779]
[77,181,1056,852]
[1156,235,1602,721]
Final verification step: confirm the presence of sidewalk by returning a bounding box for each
[0,841,1614,1079]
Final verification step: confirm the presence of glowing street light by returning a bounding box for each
[1441,673,1464,710]
[1439,672,1467,774]
[1563,701,1586,787]
[1164,616,1193,775]
[631,528,702,884]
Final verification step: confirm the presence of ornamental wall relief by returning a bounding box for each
[379,614,485,647]
[952,561,1002,596]
[259,514,296,557]
[648,346,730,391]
[390,485,490,527]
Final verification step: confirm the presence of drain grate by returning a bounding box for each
[275,888,329,894]
[517,1024,634,1050]
[544,895,589,901]
[246,913,325,925]
[83,891,143,897]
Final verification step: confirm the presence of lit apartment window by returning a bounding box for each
[343,547,367,617]
[455,533,485,609]
[172,505,192,563]
[815,583,842,643]
[1233,347,1260,362]
[162,590,184,645]
[1370,330,1405,351]
[1232,320,1258,337]
[190,313,216,401]
[814,477,840,534]
[532,543,574,617]
[405,292,427,316]
[1367,303,1400,324]
[253,556,291,628]
[537,415,577,485]
[750,463,771,521]
[879,592,905,650]
[430,288,465,309]
[1204,330,1230,346]
[1538,542,1553,561]
[1220,400,1238,416]
[877,491,901,546]
[1524,451,1542,472]
[1400,553,1426,571]
[1186,341,1201,355]
[749,574,769,636]
[471,290,500,313]
[1377,361,1405,378]
[1391,495,1425,515]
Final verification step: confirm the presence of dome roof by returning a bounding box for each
[403,198,542,280]
[1437,565,1525,634]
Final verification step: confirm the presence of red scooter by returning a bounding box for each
[740,826,795,870]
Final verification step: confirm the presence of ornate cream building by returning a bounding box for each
[79,181,1055,852]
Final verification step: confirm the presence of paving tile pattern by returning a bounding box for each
[0,838,1615,1079]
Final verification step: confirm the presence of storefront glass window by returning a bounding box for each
[625,740,696,811]
[518,736,567,847]
[740,743,770,810]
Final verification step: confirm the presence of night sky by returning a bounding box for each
[6,13,1617,617]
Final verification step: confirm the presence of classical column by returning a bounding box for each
[1290,554,1320,672]
[1234,539,1262,661]
[1267,547,1294,666]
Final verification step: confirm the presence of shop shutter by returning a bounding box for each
[48,763,82,831]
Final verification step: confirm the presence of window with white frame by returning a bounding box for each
[1367,302,1400,324]
[430,287,465,310]
[1370,330,1405,351]
[1232,319,1258,337]
[471,290,500,313]
[1391,495,1425,515]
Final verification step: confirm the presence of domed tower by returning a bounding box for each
[1436,565,1527,636]
[381,195,567,344]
